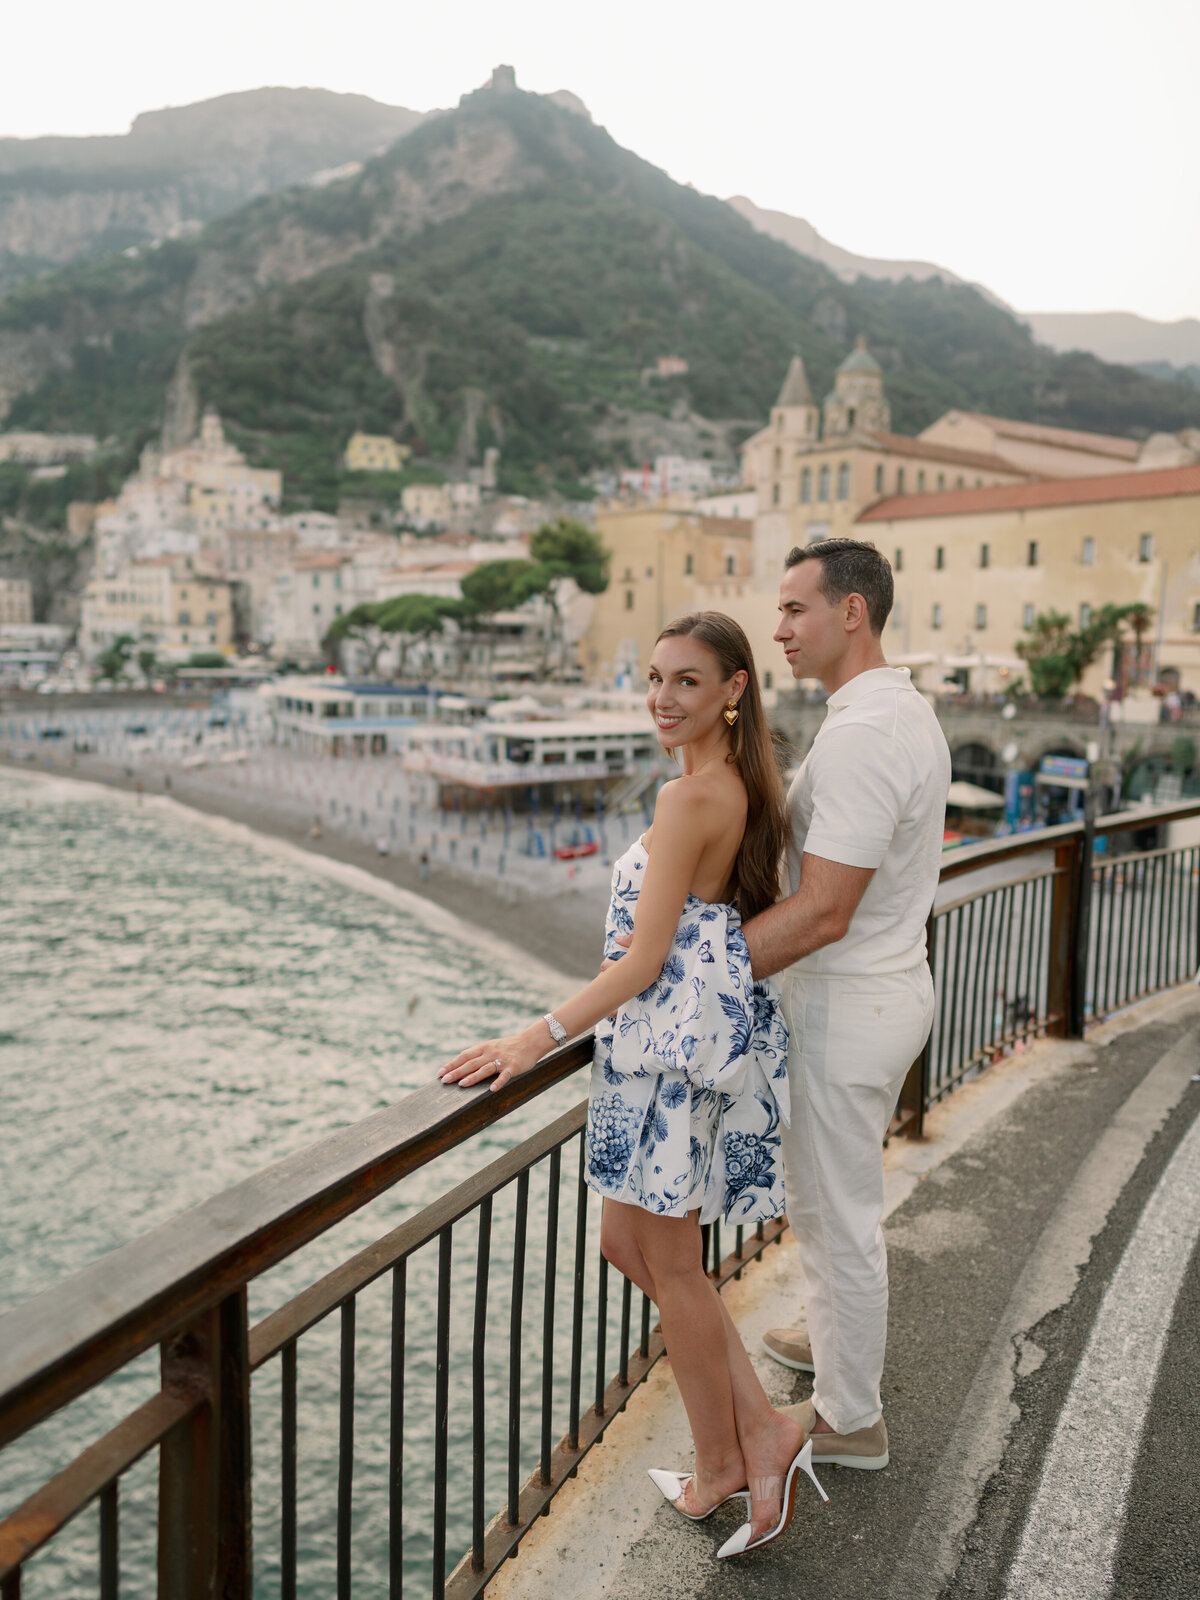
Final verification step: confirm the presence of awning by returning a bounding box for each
[946,780,1005,810]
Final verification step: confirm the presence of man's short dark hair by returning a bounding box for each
[784,538,893,635]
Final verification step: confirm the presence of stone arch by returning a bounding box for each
[951,741,1004,794]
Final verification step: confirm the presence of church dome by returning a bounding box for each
[838,335,881,373]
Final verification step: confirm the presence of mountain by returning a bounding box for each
[727,195,968,290]
[1022,311,1200,387]
[0,88,425,295]
[1,70,1197,509]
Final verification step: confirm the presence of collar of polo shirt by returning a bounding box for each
[826,665,913,712]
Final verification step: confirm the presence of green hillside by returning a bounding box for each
[2,82,1198,507]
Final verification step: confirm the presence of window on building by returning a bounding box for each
[837,462,851,499]
[178,610,190,625]
[624,589,634,611]
[205,612,217,626]
[645,566,653,578]
[774,447,782,470]
[917,470,926,493]
[800,467,812,503]
[1027,541,1039,567]
[932,603,943,630]
[312,574,320,589]
[1080,603,1092,628]
[935,546,945,570]
[937,473,945,491]
[980,543,990,569]
[1139,533,1154,562]
[772,482,781,506]
[684,553,694,575]
[896,467,906,494]
[847,407,856,429]
[818,465,831,500]
[976,603,987,629]
[763,670,773,690]
[1023,603,1035,628]
[776,412,784,431]
[1193,601,1200,632]
[181,632,189,644]
[623,567,633,581]
[313,603,320,616]
[956,475,965,488]
[725,554,735,576]
[894,547,903,572]
[875,464,884,493]
[1082,536,1095,566]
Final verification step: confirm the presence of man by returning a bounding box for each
[739,538,950,1469]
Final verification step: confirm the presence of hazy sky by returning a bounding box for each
[7,0,1198,321]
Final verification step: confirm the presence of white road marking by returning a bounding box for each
[891,1028,1200,1599]
[1003,1092,1200,1600]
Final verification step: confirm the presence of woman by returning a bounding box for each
[439,613,827,1557]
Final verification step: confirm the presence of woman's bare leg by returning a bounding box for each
[626,1207,746,1513]
[600,1199,657,1300]
[714,1296,806,1538]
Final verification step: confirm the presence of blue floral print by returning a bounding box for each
[584,839,791,1224]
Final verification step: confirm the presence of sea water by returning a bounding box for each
[0,770,596,1597]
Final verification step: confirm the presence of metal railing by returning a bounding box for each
[2,799,1198,1598]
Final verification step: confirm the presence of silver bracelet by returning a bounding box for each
[543,1011,567,1046]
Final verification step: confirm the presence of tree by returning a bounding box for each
[136,647,157,685]
[96,633,136,682]
[324,602,389,675]
[378,594,465,681]
[1017,604,1154,701]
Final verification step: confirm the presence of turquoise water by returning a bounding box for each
[0,770,596,1597]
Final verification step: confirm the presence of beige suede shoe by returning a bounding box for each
[761,1326,815,1372]
[780,1398,890,1470]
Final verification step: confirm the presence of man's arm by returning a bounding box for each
[740,852,875,980]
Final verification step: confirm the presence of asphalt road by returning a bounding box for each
[608,990,1200,1600]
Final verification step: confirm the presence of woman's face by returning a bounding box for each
[646,634,745,750]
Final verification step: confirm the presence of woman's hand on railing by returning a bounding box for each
[438,1019,553,1093]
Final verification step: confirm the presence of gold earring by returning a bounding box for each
[723,699,740,726]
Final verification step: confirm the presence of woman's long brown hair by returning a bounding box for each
[655,612,787,921]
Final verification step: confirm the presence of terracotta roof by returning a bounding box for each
[937,412,1140,460]
[857,462,1200,522]
[860,431,1029,477]
[293,550,351,570]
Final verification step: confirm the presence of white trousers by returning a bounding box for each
[779,966,935,1434]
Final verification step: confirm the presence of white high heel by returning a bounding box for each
[715,1437,829,1558]
[647,1468,751,1522]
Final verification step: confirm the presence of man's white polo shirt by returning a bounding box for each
[785,666,951,976]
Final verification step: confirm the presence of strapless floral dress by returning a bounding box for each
[584,838,790,1225]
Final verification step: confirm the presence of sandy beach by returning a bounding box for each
[1,747,612,982]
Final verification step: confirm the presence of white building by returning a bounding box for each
[0,432,97,465]
[79,560,234,660]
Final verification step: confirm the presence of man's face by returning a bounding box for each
[773,559,845,682]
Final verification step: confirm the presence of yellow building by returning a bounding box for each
[857,464,1200,696]
[343,432,410,473]
[583,505,755,683]
[80,560,234,660]
[0,577,33,626]
[917,412,1143,479]
[741,342,1030,583]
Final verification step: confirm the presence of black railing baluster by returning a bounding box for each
[473,1199,492,1564]
[281,1339,297,1600]
[508,1172,529,1527]
[1,1568,20,1599]
[952,900,968,1074]
[639,1292,651,1360]
[432,1228,452,1599]
[594,1253,608,1418]
[734,1225,745,1281]
[99,1480,118,1600]
[540,1151,559,1496]
[1104,863,1119,1016]
[935,907,953,1093]
[568,1136,588,1452]
[618,1276,632,1386]
[389,1261,405,1600]
[337,1297,356,1600]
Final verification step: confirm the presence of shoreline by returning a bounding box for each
[0,751,610,983]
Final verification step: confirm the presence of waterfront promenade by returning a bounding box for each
[492,985,1200,1600]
